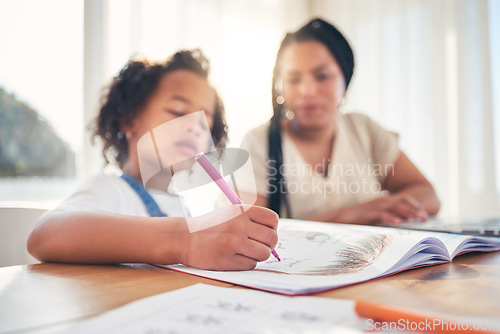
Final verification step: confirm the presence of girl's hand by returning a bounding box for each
[335,193,429,224]
[182,205,279,271]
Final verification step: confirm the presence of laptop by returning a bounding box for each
[380,217,500,237]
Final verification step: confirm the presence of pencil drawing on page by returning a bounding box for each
[256,230,390,276]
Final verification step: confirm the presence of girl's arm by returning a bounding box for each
[28,211,189,264]
[27,205,279,271]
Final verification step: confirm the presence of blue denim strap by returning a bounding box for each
[120,174,167,217]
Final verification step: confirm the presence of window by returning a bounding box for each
[0,0,83,207]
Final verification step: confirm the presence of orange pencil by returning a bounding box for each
[355,300,500,334]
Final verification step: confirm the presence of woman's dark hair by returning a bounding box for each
[92,49,228,168]
[268,18,354,216]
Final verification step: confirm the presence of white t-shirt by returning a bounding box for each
[239,112,400,219]
[55,174,188,217]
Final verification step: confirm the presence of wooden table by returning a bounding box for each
[1,252,499,334]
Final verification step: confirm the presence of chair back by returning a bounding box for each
[0,207,47,267]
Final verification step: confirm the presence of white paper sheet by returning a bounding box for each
[61,283,367,334]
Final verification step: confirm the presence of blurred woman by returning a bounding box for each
[240,18,440,224]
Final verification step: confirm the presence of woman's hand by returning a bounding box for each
[332,193,429,225]
[181,205,279,271]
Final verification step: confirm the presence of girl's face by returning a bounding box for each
[125,69,216,171]
[280,41,346,130]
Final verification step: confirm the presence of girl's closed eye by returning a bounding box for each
[165,109,186,117]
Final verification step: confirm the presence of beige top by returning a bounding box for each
[239,112,400,219]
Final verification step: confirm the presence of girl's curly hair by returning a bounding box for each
[91,49,228,168]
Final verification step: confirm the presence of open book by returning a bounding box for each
[159,219,500,296]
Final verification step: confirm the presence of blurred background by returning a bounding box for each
[0,0,498,219]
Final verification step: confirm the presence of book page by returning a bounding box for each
[255,229,390,275]
[435,233,500,257]
[163,219,449,295]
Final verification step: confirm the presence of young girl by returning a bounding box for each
[239,18,440,224]
[28,50,278,271]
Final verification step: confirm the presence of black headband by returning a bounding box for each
[294,18,355,88]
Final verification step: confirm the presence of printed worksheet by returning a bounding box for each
[61,284,367,334]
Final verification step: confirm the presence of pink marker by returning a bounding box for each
[195,152,281,261]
